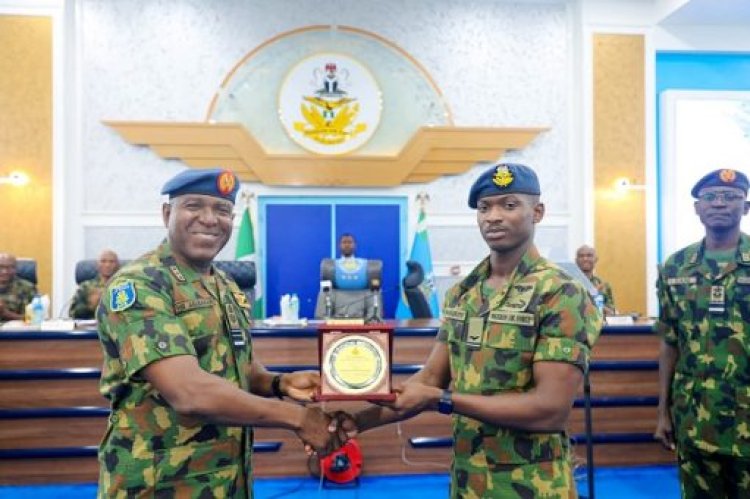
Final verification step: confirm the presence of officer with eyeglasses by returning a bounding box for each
[654,168,750,498]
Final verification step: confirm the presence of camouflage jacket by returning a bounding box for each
[69,277,107,319]
[96,240,254,498]
[589,274,615,311]
[654,233,750,457]
[0,277,37,319]
[438,246,602,498]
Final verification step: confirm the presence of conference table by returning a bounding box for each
[0,318,673,485]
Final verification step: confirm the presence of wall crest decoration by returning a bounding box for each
[106,25,545,187]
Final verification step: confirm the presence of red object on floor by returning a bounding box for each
[319,439,363,484]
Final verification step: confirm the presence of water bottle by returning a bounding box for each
[30,294,44,326]
[290,294,299,321]
[593,293,605,315]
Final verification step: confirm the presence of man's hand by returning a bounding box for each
[281,371,320,402]
[654,411,676,451]
[380,381,442,419]
[295,406,340,456]
[304,410,358,456]
[0,300,6,320]
[87,289,102,310]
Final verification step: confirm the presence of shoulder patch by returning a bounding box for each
[110,281,136,312]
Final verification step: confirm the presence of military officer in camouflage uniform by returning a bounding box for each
[0,252,38,322]
[575,245,616,314]
[69,249,120,319]
[346,163,602,498]
[654,168,750,498]
[96,168,341,498]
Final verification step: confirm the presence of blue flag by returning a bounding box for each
[396,207,440,319]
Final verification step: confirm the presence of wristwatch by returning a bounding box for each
[271,374,284,399]
[437,389,454,415]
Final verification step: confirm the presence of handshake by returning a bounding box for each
[294,408,359,457]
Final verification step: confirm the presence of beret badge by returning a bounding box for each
[719,169,737,183]
[217,170,237,196]
[492,165,514,187]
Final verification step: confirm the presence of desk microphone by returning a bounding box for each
[321,280,333,319]
[368,278,382,324]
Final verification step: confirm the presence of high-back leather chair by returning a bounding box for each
[15,258,38,286]
[402,260,433,319]
[314,258,383,319]
[74,259,256,302]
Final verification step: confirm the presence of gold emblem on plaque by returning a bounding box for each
[323,334,386,394]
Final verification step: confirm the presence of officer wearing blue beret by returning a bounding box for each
[468,162,541,208]
[655,168,750,498]
[343,161,601,497]
[96,168,344,497]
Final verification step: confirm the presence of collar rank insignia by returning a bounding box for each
[492,165,514,187]
[110,281,136,312]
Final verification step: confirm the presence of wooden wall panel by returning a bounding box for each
[0,15,53,296]
[593,34,647,316]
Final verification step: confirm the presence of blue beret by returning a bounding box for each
[468,162,541,208]
[690,168,749,198]
[161,168,240,203]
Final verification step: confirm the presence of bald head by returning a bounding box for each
[575,245,598,275]
[0,253,17,287]
[97,250,120,280]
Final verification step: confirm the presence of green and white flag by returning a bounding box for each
[236,204,264,318]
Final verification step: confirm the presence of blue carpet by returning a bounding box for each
[0,465,679,498]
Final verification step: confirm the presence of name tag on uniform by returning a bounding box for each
[174,298,214,313]
[709,285,725,314]
[443,307,467,321]
[465,317,484,348]
[488,310,535,326]
[667,277,697,285]
[737,277,750,285]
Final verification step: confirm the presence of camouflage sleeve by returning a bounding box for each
[653,266,678,346]
[19,279,37,310]
[99,272,197,379]
[69,281,93,319]
[534,280,602,372]
[603,282,615,310]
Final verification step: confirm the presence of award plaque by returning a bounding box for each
[317,323,395,401]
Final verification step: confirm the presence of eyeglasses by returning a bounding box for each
[697,191,746,203]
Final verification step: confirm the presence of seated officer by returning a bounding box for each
[69,249,121,319]
[314,235,382,319]
[0,253,38,322]
[575,244,616,315]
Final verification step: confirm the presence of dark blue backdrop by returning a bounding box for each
[261,197,406,319]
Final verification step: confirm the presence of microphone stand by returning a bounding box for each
[366,287,381,324]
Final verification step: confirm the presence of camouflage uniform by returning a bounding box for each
[654,233,750,498]
[588,275,615,312]
[69,278,107,319]
[0,277,37,320]
[96,240,254,498]
[438,246,602,498]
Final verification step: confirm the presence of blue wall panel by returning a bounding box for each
[336,204,401,317]
[265,204,331,318]
[655,51,750,260]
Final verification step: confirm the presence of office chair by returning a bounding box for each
[314,258,383,319]
[402,260,432,319]
[15,259,38,286]
[74,259,256,301]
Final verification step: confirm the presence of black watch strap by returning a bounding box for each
[271,374,284,399]
[438,389,453,414]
